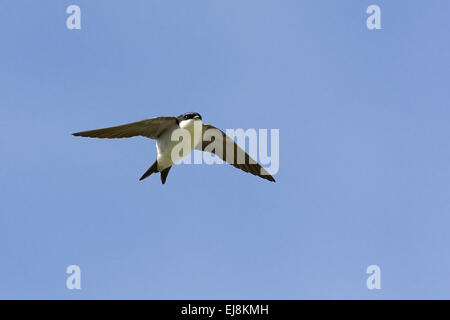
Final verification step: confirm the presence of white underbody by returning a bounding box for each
[156,118,203,171]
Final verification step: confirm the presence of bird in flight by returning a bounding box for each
[72,112,275,184]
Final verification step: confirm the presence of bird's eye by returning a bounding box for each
[184,115,189,119]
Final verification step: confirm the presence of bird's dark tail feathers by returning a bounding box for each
[160,166,171,184]
[139,161,158,181]
[139,161,172,184]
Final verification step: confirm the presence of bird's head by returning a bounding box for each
[177,112,202,124]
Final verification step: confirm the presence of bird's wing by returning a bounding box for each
[197,124,275,182]
[72,117,177,140]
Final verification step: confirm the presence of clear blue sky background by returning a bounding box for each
[1,0,449,299]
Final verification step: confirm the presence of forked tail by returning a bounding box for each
[139,161,158,181]
[139,161,172,184]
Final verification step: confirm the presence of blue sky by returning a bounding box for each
[0,0,449,299]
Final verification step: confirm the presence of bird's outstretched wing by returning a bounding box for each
[197,124,275,182]
[72,117,177,140]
